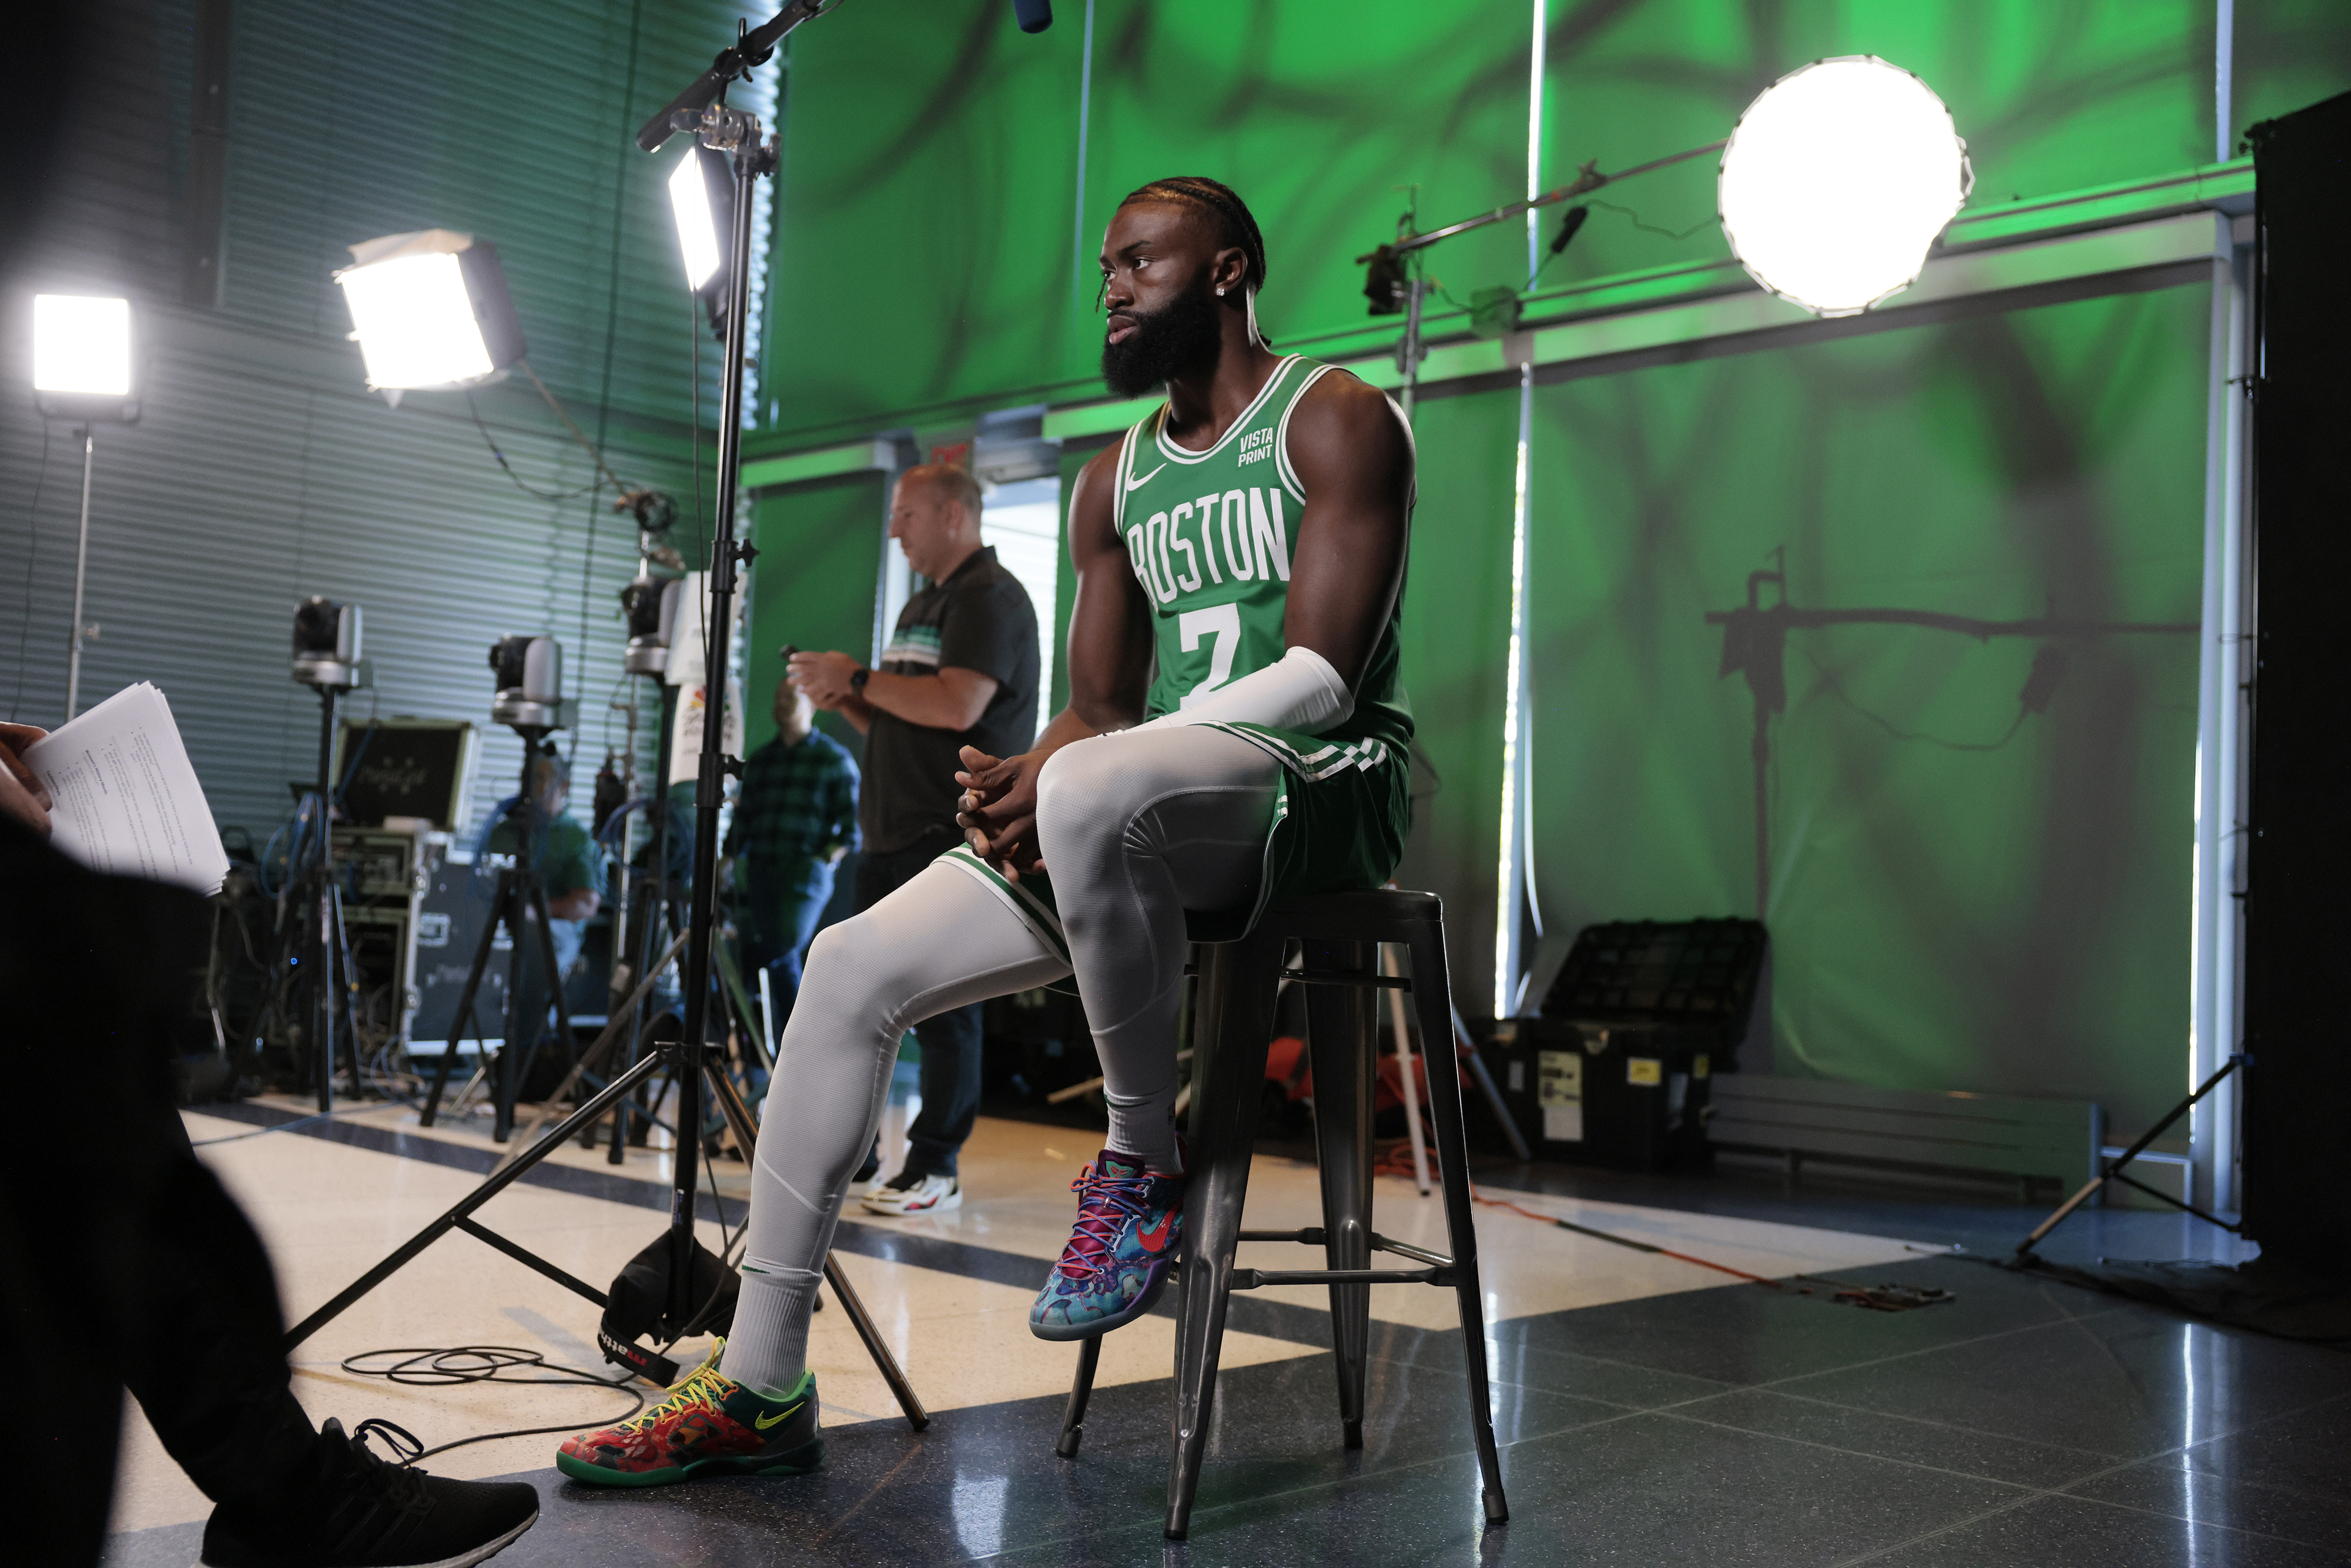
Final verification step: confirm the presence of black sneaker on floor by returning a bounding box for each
[199,1417,539,1568]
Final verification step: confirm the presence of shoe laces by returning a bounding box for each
[333,1418,431,1517]
[1056,1162,1153,1280]
[627,1362,729,1430]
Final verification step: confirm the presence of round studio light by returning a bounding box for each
[1718,56,1972,317]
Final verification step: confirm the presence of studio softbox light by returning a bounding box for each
[334,229,526,390]
[1718,56,1972,318]
[33,293,139,422]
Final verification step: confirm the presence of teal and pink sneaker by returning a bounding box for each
[1029,1151,1185,1341]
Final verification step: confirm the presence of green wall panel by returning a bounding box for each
[762,1,2344,443]
[1524,283,2210,1130]
[766,0,1533,443]
[746,474,886,757]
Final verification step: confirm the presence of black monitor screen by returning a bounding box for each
[336,722,470,828]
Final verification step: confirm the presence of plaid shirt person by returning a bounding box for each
[724,727,860,890]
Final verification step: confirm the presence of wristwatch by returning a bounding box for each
[849,666,871,693]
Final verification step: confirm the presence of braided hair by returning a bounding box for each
[1117,176,1270,296]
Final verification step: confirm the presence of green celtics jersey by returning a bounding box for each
[937,355,1415,947]
[1110,354,1412,762]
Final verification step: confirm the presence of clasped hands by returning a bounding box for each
[955,745,1047,882]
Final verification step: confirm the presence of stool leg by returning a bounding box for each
[1303,936,1375,1450]
[1166,931,1282,1540]
[1057,1335,1103,1458]
[1407,924,1509,1525]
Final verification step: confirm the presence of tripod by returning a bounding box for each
[2018,1054,2247,1254]
[286,1023,928,1426]
[254,681,365,1111]
[418,733,576,1143]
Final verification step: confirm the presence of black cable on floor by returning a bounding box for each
[337,1345,645,1462]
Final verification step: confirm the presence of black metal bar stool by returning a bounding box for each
[1053,888,1509,1540]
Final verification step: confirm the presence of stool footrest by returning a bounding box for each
[1231,1228,1454,1271]
[1229,1265,1457,1289]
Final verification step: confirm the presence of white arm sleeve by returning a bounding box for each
[1134,644,1355,735]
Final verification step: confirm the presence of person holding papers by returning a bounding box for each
[4,711,542,1568]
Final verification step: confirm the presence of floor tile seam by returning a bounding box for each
[963,1403,1662,1565]
[1470,1334,1741,1397]
[1822,1442,2334,1567]
[1742,1386,2125,1463]
[1649,1406,2048,1496]
[2038,1388,2351,1500]
[2043,1480,2351,1550]
[1742,1302,2133,1393]
[1360,1345,1682,1417]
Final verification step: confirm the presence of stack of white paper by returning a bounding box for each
[22,682,230,896]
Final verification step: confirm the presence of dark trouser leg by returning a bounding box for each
[767,865,834,1030]
[902,1000,984,1178]
[122,1147,320,1509]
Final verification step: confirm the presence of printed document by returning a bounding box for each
[23,683,230,895]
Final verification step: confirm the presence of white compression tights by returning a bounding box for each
[721,725,1281,1396]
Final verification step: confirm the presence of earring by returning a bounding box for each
[1216,286,1227,296]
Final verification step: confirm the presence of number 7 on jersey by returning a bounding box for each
[1177,602,1240,709]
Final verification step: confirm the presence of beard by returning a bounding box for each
[1101,276,1222,398]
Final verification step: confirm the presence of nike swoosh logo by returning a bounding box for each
[755,1408,794,1430]
[1125,464,1166,492]
[1138,1211,1177,1252]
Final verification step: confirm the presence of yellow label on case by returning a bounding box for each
[1626,1057,1663,1086]
[1695,1054,1711,1079]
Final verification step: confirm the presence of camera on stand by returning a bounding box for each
[488,634,573,735]
[418,636,581,1142]
[266,597,376,1113]
[293,595,371,693]
[619,576,685,677]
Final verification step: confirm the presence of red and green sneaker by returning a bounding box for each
[555,1343,820,1487]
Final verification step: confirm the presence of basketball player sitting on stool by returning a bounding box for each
[557,175,1416,1487]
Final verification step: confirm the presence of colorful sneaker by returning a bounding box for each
[1029,1151,1185,1341]
[861,1170,962,1215]
[555,1342,820,1487]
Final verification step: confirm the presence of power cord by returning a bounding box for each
[337,1346,646,1462]
[463,390,603,502]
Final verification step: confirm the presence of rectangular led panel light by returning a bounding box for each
[669,147,724,292]
[34,295,132,396]
[334,230,525,390]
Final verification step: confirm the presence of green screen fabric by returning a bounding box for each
[1393,388,1524,1013]
[746,473,885,757]
[761,1,2345,446]
[1528,2,2351,292]
[1524,284,2211,1130]
[764,0,1533,443]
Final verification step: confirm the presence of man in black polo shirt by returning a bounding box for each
[789,461,1038,1215]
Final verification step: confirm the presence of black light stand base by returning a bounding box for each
[283,1036,927,1429]
[2017,1055,2244,1257]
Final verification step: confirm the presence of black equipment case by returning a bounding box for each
[1488,919,1767,1171]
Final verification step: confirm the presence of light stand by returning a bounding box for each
[2017,1056,2247,1255]
[32,293,138,719]
[659,88,771,1341]
[65,426,95,719]
[289,4,928,1418]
